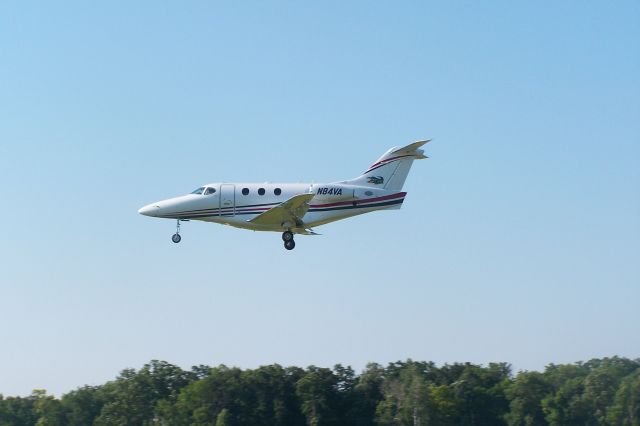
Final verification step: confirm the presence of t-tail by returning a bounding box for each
[345,140,430,191]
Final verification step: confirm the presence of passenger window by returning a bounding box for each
[204,187,216,195]
[258,188,265,196]
[242,188,249,195]
[274,188,282,196]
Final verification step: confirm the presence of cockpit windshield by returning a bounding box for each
[191,187,205,195]
[204,187,216,195]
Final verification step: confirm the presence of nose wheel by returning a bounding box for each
[172,220,182,244]
[282,231,295,250]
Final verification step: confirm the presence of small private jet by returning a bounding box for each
[139,140,429,250]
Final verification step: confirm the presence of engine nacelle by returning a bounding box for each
[353,187,388,200]
[310,184,392,204]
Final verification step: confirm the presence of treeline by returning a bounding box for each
[1,357,639,425]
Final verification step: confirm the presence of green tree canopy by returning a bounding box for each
[1,357,638,426]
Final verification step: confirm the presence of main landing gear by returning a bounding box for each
[282,231,295,250]
[172,220,182,243]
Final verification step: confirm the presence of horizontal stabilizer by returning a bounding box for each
[391,140,430,158]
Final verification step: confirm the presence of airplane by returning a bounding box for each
[138,140,430,250]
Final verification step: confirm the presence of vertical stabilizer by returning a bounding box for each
[345,140,429,191]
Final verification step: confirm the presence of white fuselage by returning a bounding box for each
[139,182,406,233]
[139,140,428,247]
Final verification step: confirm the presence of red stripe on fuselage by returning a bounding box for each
[364,154,414,173]
[310,192,406,209]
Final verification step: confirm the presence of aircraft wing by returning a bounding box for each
[249,193,315,228]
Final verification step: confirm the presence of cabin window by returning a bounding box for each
[191,187,204,195]
[204,187,217,195]
[258,188,265,196]
[242,188,249,195]
[274,188,282,196]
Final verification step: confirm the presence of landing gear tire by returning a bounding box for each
[282,231,294,242]
[284,239,295,250]
[171,219,182,244]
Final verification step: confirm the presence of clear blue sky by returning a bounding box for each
[1,1,638,396]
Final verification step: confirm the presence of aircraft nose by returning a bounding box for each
[138,204,160,217]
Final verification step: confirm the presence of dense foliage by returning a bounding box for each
[1,357,639,425]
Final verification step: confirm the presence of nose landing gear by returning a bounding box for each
[282,231,295,250]
[172,220,182,243]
